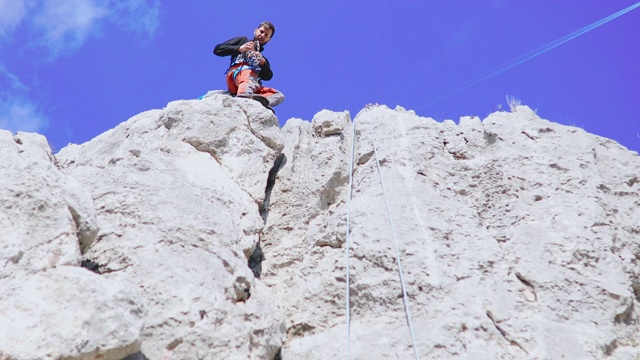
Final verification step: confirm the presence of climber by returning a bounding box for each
[213,21,285,110]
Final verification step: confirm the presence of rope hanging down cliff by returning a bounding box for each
[369,116,420,360]
[344,107,362,360]
[344,106,420,360]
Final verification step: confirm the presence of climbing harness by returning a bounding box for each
[345,106,420,360]
[230,65,255,83]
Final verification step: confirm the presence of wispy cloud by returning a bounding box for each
[2,0,161,57]
[32,0,110,56]
[110,0,160,36]
[0,63,46,133]
[0,63,28,91]
[0,95,49,133]
[0,1,160,135]
[0,63,46,132]
[0,0,28,38]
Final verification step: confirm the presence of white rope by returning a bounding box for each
[370,121,420,360]
[345,107,366,359]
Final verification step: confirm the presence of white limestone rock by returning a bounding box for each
[56,95,285,359]
[0,266,145,360]
[0,131,98,277]
[0,131,145,360]
[264,105,640,359]
[2,95,639,360]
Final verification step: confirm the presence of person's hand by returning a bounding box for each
[253,52,265,65]
[239,42,254,53]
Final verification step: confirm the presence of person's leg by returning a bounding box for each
[225,71,238,94]
[256,86,285,107]
[235,70,260,95]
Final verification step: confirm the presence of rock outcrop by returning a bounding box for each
[264,105,640,359]
[1,95,285,360]
[1,93,639,359]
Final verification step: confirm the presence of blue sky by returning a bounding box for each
[1,1,639,153]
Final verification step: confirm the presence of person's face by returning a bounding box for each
[254,25,273,45]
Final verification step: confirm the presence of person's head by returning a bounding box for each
[253,21,275,45]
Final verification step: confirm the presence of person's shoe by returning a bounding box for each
[236,93,270,107]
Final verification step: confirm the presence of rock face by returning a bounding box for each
[0,131,142,360]
[1,94,639,359]
[1,95,285,360]
[265,105,640,359]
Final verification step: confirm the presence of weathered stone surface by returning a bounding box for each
[0,266,145,360]
[263,105,640,359]
[2,94,639,359]
[56,95,285,360]
[0,131,98,277]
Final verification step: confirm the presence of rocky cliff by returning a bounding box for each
[1,93,639,359]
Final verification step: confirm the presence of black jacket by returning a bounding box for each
[214,36,273,81]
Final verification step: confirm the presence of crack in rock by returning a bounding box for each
[121,352,149,360]
[240,106,284,152]
[80,259,101,274]
[319,171,347,210]
[248,240,265,279]
[486,310,528,355]
[251,153,287,278]
[259,153,287,223]
[227,276,251,303]
[602,340,618,357]
[614,301,636,325]
[515,272,538,302]
[183,138,222,164]
[68,205,98,255]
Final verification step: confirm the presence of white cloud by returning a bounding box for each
[32,0,109,56]
[7,0,161,57]
[0,1,160,135]
[0,63,28,91]
[0,96,49,133]
[0,0,28,38]
[109,0,160,36]
[0,63,43,133]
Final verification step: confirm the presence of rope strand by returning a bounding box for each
[345,106,420,359]
[345,107,366,359]
[370,121,420,360]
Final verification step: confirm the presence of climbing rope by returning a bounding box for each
[369,119,420,360]
[341,3,640,356]
[345,107,367,360]
[344,106,419,359]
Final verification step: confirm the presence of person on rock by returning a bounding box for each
[214,21,284,109]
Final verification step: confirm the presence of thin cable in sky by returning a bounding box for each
[427,2,640,105]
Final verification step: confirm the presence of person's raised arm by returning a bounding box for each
[213,36,248,57]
